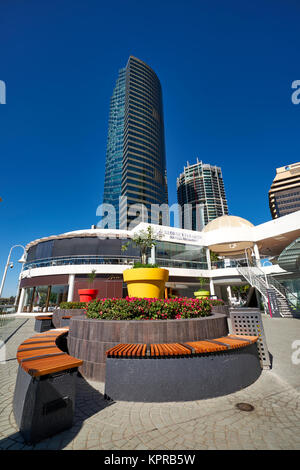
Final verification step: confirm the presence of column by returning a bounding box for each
[253,243,261,267]
[67,274,75,302]
[206,248,215,297]
[149,245,156,265]
[45,286,51,312]
[227,285,232,300]
[17,288,26,313]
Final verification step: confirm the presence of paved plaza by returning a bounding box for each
[0,314,300,450]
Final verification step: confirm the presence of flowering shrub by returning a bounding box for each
[85,297,224,320]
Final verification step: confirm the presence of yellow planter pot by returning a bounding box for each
[194,290,210,299]
[123,268,169,299]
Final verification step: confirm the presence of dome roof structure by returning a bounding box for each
[203,215,254,232]
[203,215,256,257]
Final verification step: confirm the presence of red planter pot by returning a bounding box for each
[78,289,98,303]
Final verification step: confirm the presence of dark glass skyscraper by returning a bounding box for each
[103,67,126,227]
[103,56,168,228]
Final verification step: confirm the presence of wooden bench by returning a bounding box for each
[34,315,54,333]
[106,334,259,358]
[13,328,83,444]
[104,335,261,402]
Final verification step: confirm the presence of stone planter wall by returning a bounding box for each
[68,313,229,382]
[52,309,85,329]
[212,304,230,317]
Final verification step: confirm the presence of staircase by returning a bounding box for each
[236,264,296,318]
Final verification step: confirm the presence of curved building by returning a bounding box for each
[17,212,300,316]
[103,56,168,229]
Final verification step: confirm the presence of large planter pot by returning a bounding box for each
[78,289,98,303]
[123,268,169,298]
[194,290,210,299]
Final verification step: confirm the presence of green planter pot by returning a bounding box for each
[194,290,210,299]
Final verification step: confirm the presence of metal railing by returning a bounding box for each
[24,255,208,271]
[236,265,269,303]
[237,260,300,315]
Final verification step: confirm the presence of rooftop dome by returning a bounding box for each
[203,215,254,232]
[203,215,255,257]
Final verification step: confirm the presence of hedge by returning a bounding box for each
[85,297,224,320]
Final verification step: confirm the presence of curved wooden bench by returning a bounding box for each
[16,328,83,376]
[106,334,258,358]
[104,335,261,402]
[13,328,83,444]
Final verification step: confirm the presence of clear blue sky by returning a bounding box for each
[1,0,300,296]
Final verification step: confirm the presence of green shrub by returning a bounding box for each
[86,297,214,320]
[59,301,86,309]
[132,262,159,268]
[209,299,225,306]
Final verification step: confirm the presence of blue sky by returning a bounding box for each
[1,0,300,296]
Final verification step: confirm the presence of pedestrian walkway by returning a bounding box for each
[0,315,300,450]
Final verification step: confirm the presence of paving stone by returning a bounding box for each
[1,317,300,450]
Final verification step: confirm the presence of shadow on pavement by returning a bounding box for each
[0,375,114,450]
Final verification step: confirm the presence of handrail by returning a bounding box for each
[236,265,269,303]
[237,261,300,313]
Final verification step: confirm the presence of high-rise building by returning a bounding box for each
[269,162,300,219]
[103,56,168,229]
[177,159,228,230]
[103,68,126,227]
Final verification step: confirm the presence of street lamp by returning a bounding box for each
[0,245,26,299]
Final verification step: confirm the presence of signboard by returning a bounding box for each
[266,289,280,318]
[133,223,204,246]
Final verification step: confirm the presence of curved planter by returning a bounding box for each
[68,312,228,382]
[78,289,98,303]
[123,268,169,298]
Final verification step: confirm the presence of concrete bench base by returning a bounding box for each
[34,316,53,333]
[13,365,77,444]
[104,344,261,402]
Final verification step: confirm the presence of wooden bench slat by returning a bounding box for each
[22,355,83,377]
[186,340,228,353]
[17,346,59,360]
[21,340,57,347]
[213,336,252,349]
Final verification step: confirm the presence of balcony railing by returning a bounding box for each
[23,255,208,271]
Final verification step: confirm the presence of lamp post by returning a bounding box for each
[14,251,27,307]
[0,245,26,299]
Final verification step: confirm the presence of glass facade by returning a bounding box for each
[23,284,68,312]
[103,68,126,228]
[102,56,168,229]
[177,159,228,229]
[24,236,208,271]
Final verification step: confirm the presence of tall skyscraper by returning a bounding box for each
[177,159,228,230]
[103,56,168,229]
[269,162,300,219]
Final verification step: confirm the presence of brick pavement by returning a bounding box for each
[0,316,300,450]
